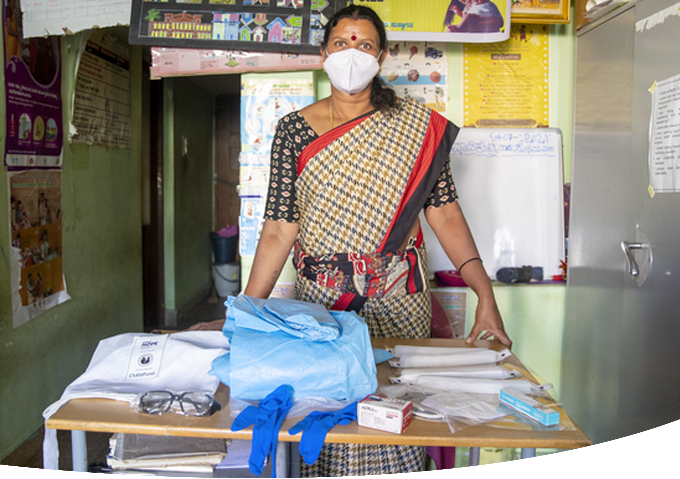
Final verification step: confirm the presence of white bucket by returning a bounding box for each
[213,262,240,297]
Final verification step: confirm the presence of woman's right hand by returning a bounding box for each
[185,319,226,331]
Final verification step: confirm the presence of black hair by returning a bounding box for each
[323,5,397,111]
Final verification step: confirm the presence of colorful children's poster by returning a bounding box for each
[8,170,70,328]
[240,75,315,155]
[353,0,510,43]
[150,47,323,79]
[463,24,550,127]
[129,0,344,54]
[380,41,448,113]
[3,0,63,169]
[71,30,131,147]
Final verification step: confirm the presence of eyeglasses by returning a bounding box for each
[139,391,221,417]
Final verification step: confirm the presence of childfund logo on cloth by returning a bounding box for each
[138,354,154,366]
[125,335,169,381]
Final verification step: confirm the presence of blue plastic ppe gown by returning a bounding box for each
[231,385,294,476]
[288,401,358,465]
[233,295,340,341]
[211,295,377,401]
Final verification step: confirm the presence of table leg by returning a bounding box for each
[519,447,536,477]
[288,442,301,478]
[275,440,289,478]
[70,430,88,472]
[468,447,480,466]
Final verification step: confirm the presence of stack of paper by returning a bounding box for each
[106,433,228,476]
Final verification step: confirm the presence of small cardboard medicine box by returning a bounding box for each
[357,395,413,434]
[499,388,560,426]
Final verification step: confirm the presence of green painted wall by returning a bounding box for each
[162,78,215,314]
[0,31,144,459]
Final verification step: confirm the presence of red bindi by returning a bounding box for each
[351,34,357,41]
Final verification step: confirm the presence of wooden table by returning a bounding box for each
[46,338,590,475]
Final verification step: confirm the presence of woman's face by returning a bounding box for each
[324,18,384,60]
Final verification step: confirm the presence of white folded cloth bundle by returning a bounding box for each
[389,348,512,368]
[391,345,491,357]
[414,376,552,396]
[390,364,520,384]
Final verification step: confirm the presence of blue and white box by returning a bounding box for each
[499,388,560,426]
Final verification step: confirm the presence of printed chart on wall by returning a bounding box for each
[648,73,680,194]
[353,0,510,43]
[129,0,343,54]
[8,170,70,328]
[380,41,448,114]
[463,23,549,127]
[71,30,131,147]
[3,0,63,169]
[18,0,130,38]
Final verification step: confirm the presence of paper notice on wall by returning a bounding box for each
[463,24,549,128]
[20,0,130,38]
[71,30,131,147]
[648,73,680,193]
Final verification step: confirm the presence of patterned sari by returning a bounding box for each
[292,98,459,476]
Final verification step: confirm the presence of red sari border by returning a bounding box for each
[378,111,450,253]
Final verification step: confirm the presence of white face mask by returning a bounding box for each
[323,48,381,95]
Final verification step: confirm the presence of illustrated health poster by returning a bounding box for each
[240,75,315,155]
[4,0,63,169]
[463,23,550,127]
[379,41,448,113]
[353,0,510,43]
[238,73,315,259]
[9,170,70,328]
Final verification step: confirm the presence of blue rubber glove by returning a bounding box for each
[231,385,293,476]
[288,401,358,465]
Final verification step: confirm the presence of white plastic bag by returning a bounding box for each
[42,331,230,470]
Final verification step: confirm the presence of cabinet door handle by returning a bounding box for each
[621,241,644,277]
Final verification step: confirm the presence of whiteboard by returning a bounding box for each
[421,128,565,280]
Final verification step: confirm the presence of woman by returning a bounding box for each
[192,5,510,475]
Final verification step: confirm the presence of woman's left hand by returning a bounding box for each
[466,296,512,349]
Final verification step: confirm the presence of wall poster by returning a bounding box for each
[129,0,344,54]
[462,23,550,128]
[4,0,63,169]
[238,74,315,257]
[353,0,510,43]
[71,30,131,147]
[380,41,448,114]
[150,46,323,78]
[8,170,70,328]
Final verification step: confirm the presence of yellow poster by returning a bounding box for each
[463,24,550,127]
[353,0,510,43]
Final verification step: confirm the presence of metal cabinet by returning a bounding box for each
[562,0,680,444]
